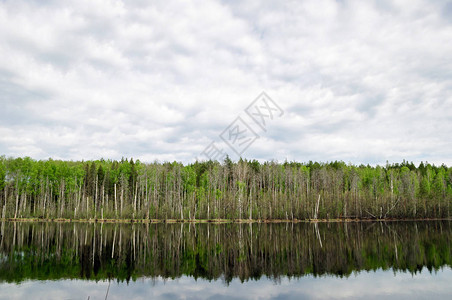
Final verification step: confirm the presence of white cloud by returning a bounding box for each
[0,0,451,165]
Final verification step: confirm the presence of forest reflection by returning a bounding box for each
[0,221,451,284]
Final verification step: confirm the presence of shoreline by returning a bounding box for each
[1,217,451,224]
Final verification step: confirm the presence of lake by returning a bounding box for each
[0,221,451,299]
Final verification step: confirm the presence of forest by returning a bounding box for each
[0,155,451,220]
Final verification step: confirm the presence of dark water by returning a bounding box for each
[0,221,451,299]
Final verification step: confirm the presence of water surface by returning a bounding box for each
[0,221,451,299]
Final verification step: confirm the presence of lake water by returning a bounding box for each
[0,221,451,299]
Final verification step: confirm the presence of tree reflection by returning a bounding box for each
[0,221,450,283]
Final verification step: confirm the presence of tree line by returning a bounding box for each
[0,155,451,220]
[0,221,451,283]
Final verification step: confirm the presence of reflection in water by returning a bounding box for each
[2,270,452,300]
[0,221,451,284]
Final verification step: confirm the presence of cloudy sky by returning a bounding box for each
[0,0,451,165]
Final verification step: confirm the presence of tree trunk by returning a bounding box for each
[114,183,117,217]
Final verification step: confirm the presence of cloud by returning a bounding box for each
[0,0,451,165]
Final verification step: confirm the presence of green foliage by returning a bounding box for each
[0,156,450,220]
[0,156,5,191]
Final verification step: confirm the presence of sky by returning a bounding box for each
[0,0,451,165]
